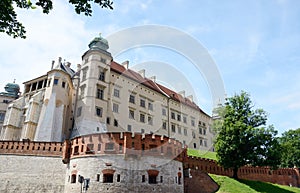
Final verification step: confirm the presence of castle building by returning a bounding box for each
[0,82,20,130]
[0,34,214,151]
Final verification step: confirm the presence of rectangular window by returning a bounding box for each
[148,102,153,111]
[191,119,195,127]
[183,116,187,123]
[77,107,82,117]
[99,71,105,81]
[171,124,176,133]
[177,114,181,121]
[127,125,132,132]
[100,57,106,63]
[106,117,110,125]
[113,88,120,98]
[140,98,146,107]
[62,81,66,88]
[203,128,206,135]
[87,144,94,152]
[142,175,145,183]
[129,95,135,104]
[119,144,123,152]
[129,109,134,119]
[160,176,163,183]
[184,128,187,136]
[54,79,59,85]
[97,144,101,151]
[192,131,195,138]
[140,113,145,123]
[178,126,182,134]
[113,103,119,113]
[0,112,5,122]
[171,112,175,119]
[162,108,167,116]
[204,140,207,147]
[96,88,104,99]
[114,119,118,127]
[148,116,153,125]
[200,139,203,146]
[96,106,103,117]
[80,86,85,99]
[82,68,88,81]
[103,174,113,183]
[199,127,202,135]
[117,174,120,182]
[162,121,167,130]
[96,174,100,182]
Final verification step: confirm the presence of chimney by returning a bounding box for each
[149,76,156,82]
[187,95,193,102]
[58,57,62,64]
[51,60,55,70]
[121,60,129,69]
[178,90,185,97]
[138,69,145,78]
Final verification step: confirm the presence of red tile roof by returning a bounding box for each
[110,61,210,117]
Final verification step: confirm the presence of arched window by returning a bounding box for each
[71,174,76,183]
[147,170,159,184]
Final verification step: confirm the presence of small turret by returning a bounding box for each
[88,33,109,51]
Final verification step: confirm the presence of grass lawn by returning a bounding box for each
[209,174,300,193]
[187,148,217,160]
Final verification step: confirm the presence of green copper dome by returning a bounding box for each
[88,33,109,51]
[0,81,20,98]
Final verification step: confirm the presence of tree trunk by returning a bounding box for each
[233,167,239,179]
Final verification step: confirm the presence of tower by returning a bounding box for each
[72,34,112,137]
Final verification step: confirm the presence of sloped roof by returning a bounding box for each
[110,61,210,117]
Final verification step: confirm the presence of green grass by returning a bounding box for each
[187,148,217,160]
[209,174,300,193]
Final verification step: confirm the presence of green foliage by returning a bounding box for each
[279,128,300,168]
[0,0,113,38]
[210,174,300,193]
[214,91,281,179]
[187,148,217,160]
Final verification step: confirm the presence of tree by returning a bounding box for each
[279,128,300,168]
[214,91,281,179]
[0,0,113,39]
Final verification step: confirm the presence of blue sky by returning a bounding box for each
[0,0,300,135]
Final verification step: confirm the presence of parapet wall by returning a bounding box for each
[68,132,185,161]
[0,140,63,157]
[184,155,300,187]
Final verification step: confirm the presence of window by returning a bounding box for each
[162,121,167,130]
[129,95,135,104]
[162,108,167,116]
[204,140,207,147]
[171,112,175,119]
[54,79,59,85]
[103,174,113,183]
[99,71,105,81]
[199,127,202,135]
[193,143,196,148]
[80,86,85,99]
[148,102,153,111]
[129,109,134,119]
[127,125,132,132]
[96,174,100,182]
[177,114,181,121]
[100,57,106,63]
[178,126,182,134]
[114,119,118,127]
[183,116,187,123]
[106,117,110,125]
[105,143,114,151]
[77,107,82,117]
[200,139,203,146]
[148,116,153,125]
[203,128,206,135]
[119,144,123,152]
[160,176,163,183]
[74,146,79,155]
[97,144,101,151]
[171,124,176,133]
[113,103,119,113]
[113,88,120,98]
[97,88,104,99]
[191,119,195,127]
[0,112,5,122]
[192,131,195,138]
[184,128,187,136]
[140,98,146,107]
[140,113,145,123]
[142,175,146,183]
[82,68,88,81]
[148,174,157,184]
[71,174,76,183]
[62,81,66,88]
[96,107,103,117]
[117,174,120,182]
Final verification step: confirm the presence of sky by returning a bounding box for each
[0,0,300,135]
